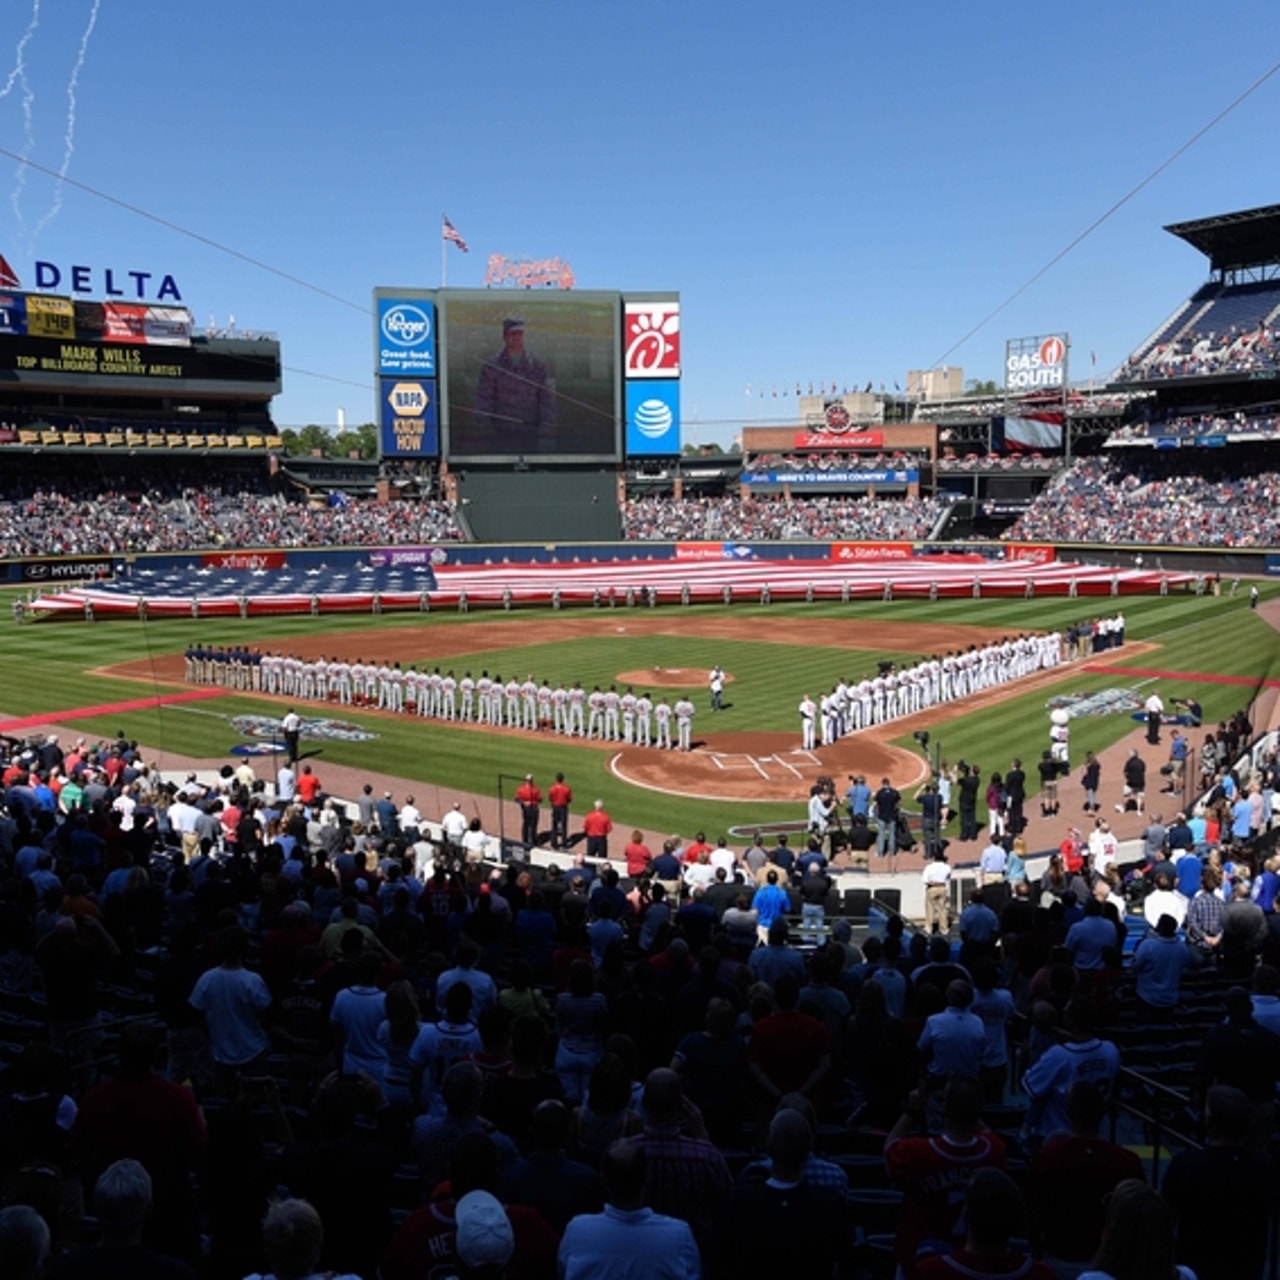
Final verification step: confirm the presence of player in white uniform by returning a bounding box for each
[603,686,621,740]
[799,694,817,750]
[635,692,653,746]
[504,677,521,727]
[587,687,605,739]
[476,673,493,724]
[552,683,569,735]
[568,682,586,737]
[620,687,638,744]
[537,679,553,730]
[440,670,457,720]
[674,696,695,751]
[459,672,475,721]
[654,697,673,749]
[521,676,538,730]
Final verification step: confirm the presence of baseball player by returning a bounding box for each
[635,691,653,746]
[799,694,817,750]
[459,671,475,721]
[587,686,605,739]
[603,685,621,740]
[476,671,493,724]
[674,696,695,751]
[620,687,638,744]
[654,697,673,750]
[568,682,586,737]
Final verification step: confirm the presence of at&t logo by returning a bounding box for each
[634,398,674,439]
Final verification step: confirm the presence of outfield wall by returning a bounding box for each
[6,538,1279,587]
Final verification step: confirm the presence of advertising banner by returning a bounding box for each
[743,469,916,486]
[625,380,680,456]
[367,548,442,575]
[378,297,436,376]
[792,430,884,450]
[1005,333,1068,392]
[623,300,681,377]
[201,551,288,570]
[0,292,25,335]
[1005,543,1056,565]
[102,302,148,343]
[22,556,113,582]
[144,306,193,346]
[26,294,74,339]
[379,377,439,458]
[675,542,725,561]
[830,542,914,562]
[73,301,105,342]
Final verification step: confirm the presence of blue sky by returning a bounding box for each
[0,1,1276,447]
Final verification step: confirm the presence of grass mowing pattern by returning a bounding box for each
[1,584,1276,839]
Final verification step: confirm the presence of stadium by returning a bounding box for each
[2,201,1280,1280]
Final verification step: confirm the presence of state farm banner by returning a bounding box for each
[793,431,883,450]
[144,306,193,346]
[675,542,725,561]
[201,550,288,570]
[102,302,148,343]
[1005,543,1056,565]
[830,541,914,562]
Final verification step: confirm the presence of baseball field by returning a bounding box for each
[2,583,1277,839]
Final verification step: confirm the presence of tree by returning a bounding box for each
[334,423,377,459]
[965,379,1000,397]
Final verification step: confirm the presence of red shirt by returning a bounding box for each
[885,1132,1007,1270]
[514,782,542,807]
[75,1072,206,1179]
[624,842,653,877]
[748,1009,832,1096]
[296,772,322,804]
[549,782,572,808]
[683,841,713,865]
[914,1249,1056,1279]
[582,810,613,839]
[379,1198,558,1280]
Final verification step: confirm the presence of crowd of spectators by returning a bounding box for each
[1115,321,1280,384]
[936,452,1055,473]
[1006,455,1280,547]
[0,486,464,558]
[0,724,1276,1277]
[622,494,950,542]
[1109,410,1280,442]
[741,450,923,474]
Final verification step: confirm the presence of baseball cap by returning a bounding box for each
[502,315,525,334]
[454,1190,514,1268]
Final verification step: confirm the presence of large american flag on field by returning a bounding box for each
[442,215,469,253]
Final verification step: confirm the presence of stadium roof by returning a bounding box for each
[1165,204,1280,273]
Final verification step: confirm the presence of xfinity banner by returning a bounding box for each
[743,470,917,485]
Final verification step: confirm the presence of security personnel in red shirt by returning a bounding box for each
[548,772,572,849]
[514,774,542,847]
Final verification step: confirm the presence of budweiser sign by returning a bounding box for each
[793,430,884,450]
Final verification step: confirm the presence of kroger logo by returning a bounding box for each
[381,305,431,347]
[634,398,673,439]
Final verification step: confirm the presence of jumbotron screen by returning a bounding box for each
[442,292,619,460]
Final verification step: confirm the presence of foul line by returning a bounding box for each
[0,687,231,732]
[1084,664,1280,689]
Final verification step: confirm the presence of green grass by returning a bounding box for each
[2,582,1278,839]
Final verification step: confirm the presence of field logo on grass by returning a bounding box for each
[1045,688,1143,718]
[231,714,378,743]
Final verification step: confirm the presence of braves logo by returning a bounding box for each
[231,714,378,743]
[1045,688,1142,718]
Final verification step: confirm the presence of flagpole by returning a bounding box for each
[441,215,447,288]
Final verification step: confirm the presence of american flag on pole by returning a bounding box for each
[442,215,469,253]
